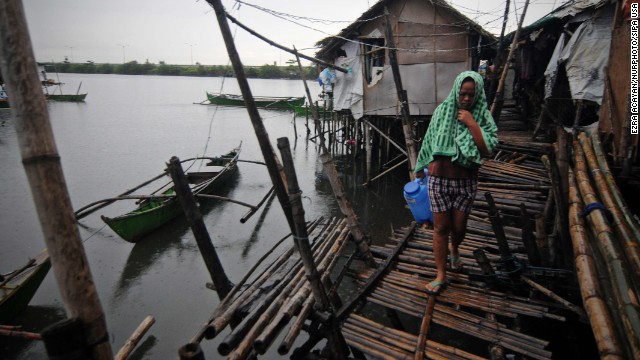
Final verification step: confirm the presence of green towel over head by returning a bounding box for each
[415,71,498,172]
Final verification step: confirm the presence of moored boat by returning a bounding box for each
[46,93,88,102]
[0,250,51,323]
[100,144,241,242]
[206,92,304,110]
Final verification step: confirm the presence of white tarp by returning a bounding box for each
[332,41,364,119]
[544,6,613,104]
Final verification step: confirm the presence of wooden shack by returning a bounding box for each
[314,0,496,120]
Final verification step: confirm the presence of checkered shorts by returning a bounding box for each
[427,175,478,213]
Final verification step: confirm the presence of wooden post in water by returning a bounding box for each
[167,156,233,299]
[384,8,417,180]
[206,0,295,230]
[278,137,350,359]
[0,2,113,358]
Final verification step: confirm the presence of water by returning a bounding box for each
[0,73,411,359]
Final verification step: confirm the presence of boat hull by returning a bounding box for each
[101,146,241,242]
[206,92,304,110]
[46,94,87,102]
[0,250,51,323]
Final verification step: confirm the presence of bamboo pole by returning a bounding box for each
[414,295,436,360]
[206,0,295,232]
[0,2,113,358]
[568,169,625,359]
[277,137,349,358]
[384,8,417,180]
[365,119,408,156]
[320,153,375,267]
[115,315,156,360]
[0,328,42,340]
[487,0,510,105]
[586,132,640,239]
[520,277,586,319]
[574,143,640,359]
[223,12,347,73]
[576,134,640,279]
[490,0,529,121]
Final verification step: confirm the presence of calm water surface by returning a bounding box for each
[0,74,410,359]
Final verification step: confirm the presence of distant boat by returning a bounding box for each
[39,64,88,102]
[99,144,241,242]
[46,93,88,102]
[0,249,51,323]
[206,92,304,110]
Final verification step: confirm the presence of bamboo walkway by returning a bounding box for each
[341,118,570,360]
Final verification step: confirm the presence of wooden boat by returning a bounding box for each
[39,64,87,102]
[0,250,51,323]
[206,92,304,110]
[100,144,241,243]
[46,93,87,102]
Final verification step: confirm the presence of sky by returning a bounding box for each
[22,0,563,66]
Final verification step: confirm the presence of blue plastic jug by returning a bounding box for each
[403,171,433,224]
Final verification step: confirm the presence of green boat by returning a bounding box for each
[100,144,241,243]
[0,250,51,323]
[206,92,305,110]
[46,93,87,102]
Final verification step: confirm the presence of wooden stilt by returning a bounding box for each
[278,137,350,359]
[168,157,233,299]
[384,8,417,180]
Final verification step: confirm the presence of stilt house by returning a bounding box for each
[314,0,496,120]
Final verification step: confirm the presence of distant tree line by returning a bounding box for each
[43,61,318,80]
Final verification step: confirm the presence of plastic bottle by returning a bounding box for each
[403,170,433,224]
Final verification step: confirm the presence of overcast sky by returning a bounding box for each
[23,0,561,66]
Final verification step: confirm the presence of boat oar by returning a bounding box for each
[74,171,170,220]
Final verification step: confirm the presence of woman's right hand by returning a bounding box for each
[415,170,425,180]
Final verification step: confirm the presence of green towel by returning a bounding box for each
[415,71,498,171]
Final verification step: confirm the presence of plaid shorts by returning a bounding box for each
[427,175,478,213]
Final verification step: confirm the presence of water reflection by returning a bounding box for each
[112,173,241,304]
[241,191,277,258]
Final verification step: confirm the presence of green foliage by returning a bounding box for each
[40,62,318,80]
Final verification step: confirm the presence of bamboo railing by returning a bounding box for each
[568,170,625,359]
[572,134,640,359]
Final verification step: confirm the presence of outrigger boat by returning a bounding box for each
[75,144,242,243]
[206,92,304,110]
[0,250,51,323]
